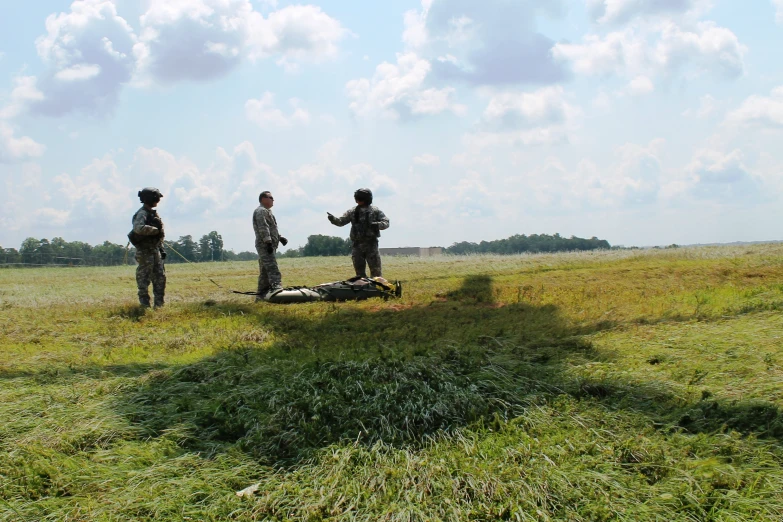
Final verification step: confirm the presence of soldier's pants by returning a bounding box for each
[256,246,282,295]
[136,248,166,306]
[352,240,382,278]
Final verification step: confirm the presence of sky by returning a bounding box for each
[1,0,782,252]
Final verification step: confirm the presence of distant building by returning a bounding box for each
[379,247,443,257]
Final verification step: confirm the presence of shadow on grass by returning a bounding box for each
[116,275,783,466]
[107,304,151,322]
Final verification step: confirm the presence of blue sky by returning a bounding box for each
[1,0,782,252]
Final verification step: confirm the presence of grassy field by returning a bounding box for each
[1,245,783,521]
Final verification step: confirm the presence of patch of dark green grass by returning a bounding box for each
[122,346,556,464]
[678,400,783,438]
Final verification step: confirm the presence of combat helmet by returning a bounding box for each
[138,187,163,204]
[354,188,373,204]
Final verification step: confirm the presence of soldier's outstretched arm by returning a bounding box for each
[329,209,352,226]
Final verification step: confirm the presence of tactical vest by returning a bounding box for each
[350,206,380,241]
[128,209,163,249]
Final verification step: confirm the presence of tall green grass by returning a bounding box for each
[2,245,783,520]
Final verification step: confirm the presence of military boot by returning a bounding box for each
[255,287,270,303]
[154,296,165,308]
[139,297,151,308]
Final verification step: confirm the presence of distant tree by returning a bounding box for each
[234,251,259,261]
[198,235,211,262]
[168,235,198,263]
[92,241,128,266]
[302,235,351,257]
[196,231,225,261]
[0,247,21,264]
[278,247,303,258]
[20,238,41,264]
[209,231,224,261]
[37,239,54,264]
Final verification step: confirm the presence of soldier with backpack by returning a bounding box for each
[128,187,166,308]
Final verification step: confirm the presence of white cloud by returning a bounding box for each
[136,1,347,84]
[0,122,46,163]
[16,0,346,116]
[562,139,666,207]
[654,21,746,79]
[406,0,567,86]
[587,0,699,25]
[135,0,254,84]
[402,0,432,49]
[31,207,71,228]
[461,86,582,149]
[682,94,717,118]
[481,86,580,129]
[553,31,639,77]
[426,176,496,220]
[0,76,45,119]
[553,20,746,82]
[54,154,132,216]
[245,92,310,127]
[464,128,569,150]
[628,75,654,95]
[413,153,441,166]
[346,52,466,119]
[132,147,201,189]
[287,140,399,198]
[686,148,760,200]
[726,86,783,128]
[775,0,783,24]
[250,5,347,61]
[54,64,102,82]
[32,0,137,115]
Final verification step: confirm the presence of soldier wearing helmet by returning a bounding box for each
[327,188,390,278]
[128,187,166,308]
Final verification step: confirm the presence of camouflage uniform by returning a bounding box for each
[329,205,389,278]
[131,206,166,307]
[253,205,282,296]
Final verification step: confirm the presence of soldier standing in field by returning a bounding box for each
[129,187,166,308]
[327,188,390,278]
[253,191,288,300]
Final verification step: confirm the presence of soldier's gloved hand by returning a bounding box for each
[279,236,288,246]
[159,249,167,260]
[265,242,274,255]
[327,212,335,224]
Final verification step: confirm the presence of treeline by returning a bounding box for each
[2,232,613,267]
[1,232,258,267]
[284,233,613,257]
[445,233,611,255]
[1,237,133,266]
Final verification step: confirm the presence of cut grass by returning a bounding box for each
[1,244,783,520]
